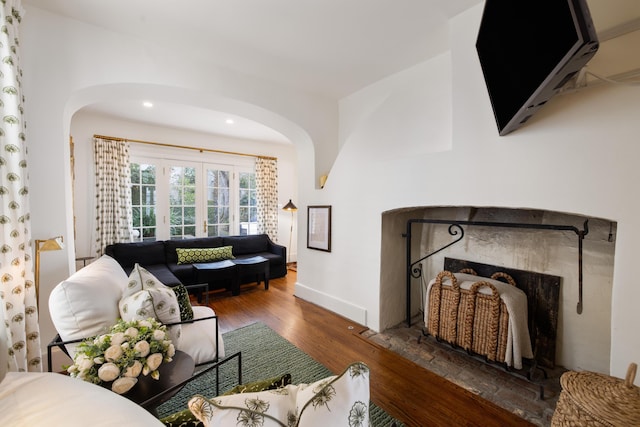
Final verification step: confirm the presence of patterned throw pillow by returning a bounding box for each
[188,362,370,427]
[176,246,235,265]
[172,284,194,321]
[119,263,182,345]
[160,374,292,427]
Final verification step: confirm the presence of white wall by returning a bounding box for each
[69,110,297,264]
[297,5,639,380]
[21,4,640,382]
[21,6,323,354]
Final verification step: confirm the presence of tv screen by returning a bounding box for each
[476,0,599,135]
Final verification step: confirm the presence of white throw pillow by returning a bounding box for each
[119,264,182,345]
[188,362,370,427]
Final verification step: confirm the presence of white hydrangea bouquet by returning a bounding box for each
[67,318,176,394]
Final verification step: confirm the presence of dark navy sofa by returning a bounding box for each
[105,234,286,293]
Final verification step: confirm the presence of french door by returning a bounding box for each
[131,158,255,241]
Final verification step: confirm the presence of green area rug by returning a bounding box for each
[156,322,403,426]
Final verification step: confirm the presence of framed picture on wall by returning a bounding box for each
[307,205,331,252]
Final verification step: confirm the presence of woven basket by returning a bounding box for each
[551,363,640,427]
[426,270,514,363]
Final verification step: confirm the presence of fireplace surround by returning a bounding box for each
[380,206,616,374]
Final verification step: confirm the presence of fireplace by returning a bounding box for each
[380,206,616,374]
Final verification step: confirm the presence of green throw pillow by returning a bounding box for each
[160,373,292,427]
[176,246,235,265]
[172,284,194,321]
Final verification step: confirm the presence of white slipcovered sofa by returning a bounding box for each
[48,254,225,369]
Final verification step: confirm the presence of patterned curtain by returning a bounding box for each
[93,138,133,255]
[255,157,278,241]
[0,1,42,373]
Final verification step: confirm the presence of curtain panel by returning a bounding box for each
[93,138,133,255]
[0,0,42,372]
[255,158,278,241]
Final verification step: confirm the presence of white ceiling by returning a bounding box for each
[23,0,640,143]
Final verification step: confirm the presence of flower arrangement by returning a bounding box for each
[67,318,176,394]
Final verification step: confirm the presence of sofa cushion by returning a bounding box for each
[119,264,182,345]
[222,234,269,255]
[188,362,370,427]
[49,255,128,358]
[140,264,183,287]
[0,372,164,427]
[166,262,196,284]
[180,306,225,364]
[176,246,234,264]
[107,241,166,268]
[165,237,224,264]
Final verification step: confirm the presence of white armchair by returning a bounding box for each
[48,254,226,371]
[0,285,164,427]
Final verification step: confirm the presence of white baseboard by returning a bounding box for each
[294,282,367,326]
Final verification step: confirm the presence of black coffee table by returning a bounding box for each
[122,350,195,416]
[193,259,240,296]
[234,255,270,290]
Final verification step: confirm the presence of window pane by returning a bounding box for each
[184,207,196,225]
[207,170,217,187]
[219,207,229,223]
[218,188,229,205]
[239,207,248,222]
[184,187,196,205]
[130,162,156,242]
[170,207,182,225]
[142,228,156,239]
[208,207,217,224]
[132,207,141,227]
[170,188,182,205]
[239,173,249,188]
[130,164,140,184]
[141,165,156,184]
[142,206,155,226]
[131,186,140,205]
[237,171,257,235]
[219,171,229,187]
[169,165,198,239]
[205,167,231,237]
[184,168,196,185]
[170,167,183,185]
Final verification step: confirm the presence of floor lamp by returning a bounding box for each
[35,236,64,309]
[282,199,297,266]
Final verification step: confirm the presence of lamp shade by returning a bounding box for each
[283,199,297,211]
[38,236,64,252]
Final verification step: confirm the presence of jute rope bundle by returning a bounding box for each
[551,363,640,427]
[427,270,514,363]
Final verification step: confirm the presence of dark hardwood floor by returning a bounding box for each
[205,269,534,427]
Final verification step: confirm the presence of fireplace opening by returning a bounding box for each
[380,206,616,375]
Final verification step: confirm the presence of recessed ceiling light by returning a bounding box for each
[143,101,153,108]
[225,118,234,124]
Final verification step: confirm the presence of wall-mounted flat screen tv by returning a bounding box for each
[476,0,599,136]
